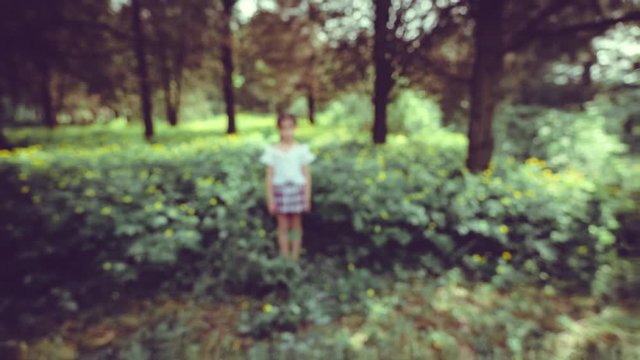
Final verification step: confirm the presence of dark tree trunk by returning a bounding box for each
[221,0,236,134]
[167,103,178,126]
[466,0,505,173]
[39,59,56,128]
[160,47,178,126]
[132,0,154,140]
[306,6,317,126]
[372,0,392,144]
[307,87,315,125]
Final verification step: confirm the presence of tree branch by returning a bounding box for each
[507,0,573,50]
[508,11,640,51]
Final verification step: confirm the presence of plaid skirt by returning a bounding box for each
[274,182,306,214]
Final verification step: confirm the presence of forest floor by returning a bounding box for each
[9,273,640,360]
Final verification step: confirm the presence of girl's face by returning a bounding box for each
[279,118,296,142]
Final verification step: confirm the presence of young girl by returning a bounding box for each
[259,113,315,260]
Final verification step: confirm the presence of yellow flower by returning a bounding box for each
[502,251,512,261]
[348,263,355,272]
[122,195,133,204]
[367,288,376,297]
[258,229,266,237]
[377,171,386,182]
[380,210,389,220]
[20,186,30,194]
[428,222,437,230]
[513,191,522,199]
[165,228,174,237]
[499,224,509,234]
[85,188,96,197]
[374,225,381,233]
[526,157,545,168]
[209,198,218,206]
[577,246,588,255]
[154,201,163,210]
[501,197,511,205]
[472,254,486,264]
[102,262,112,271]
[262,303,273,313]
[101,207,112,216]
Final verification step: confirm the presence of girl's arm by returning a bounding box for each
[266,166,275,213]
[303,165,312,210]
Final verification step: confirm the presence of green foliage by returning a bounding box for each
[0,115,625,331]
[87,268,640,359]
[234,258,381,338]
[322,92,372,131]
[387,89,442,134]
[322,90,443,136]
[494,104,627,176]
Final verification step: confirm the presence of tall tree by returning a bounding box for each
[466,0,505,172]
[303,2,320,125]
[464,0,640,172]
[147,0,209,127]
[372,0,392,144]
[132,0,154,140]
[220,0,237,134]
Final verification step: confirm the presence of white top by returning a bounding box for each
[259,143,316,185]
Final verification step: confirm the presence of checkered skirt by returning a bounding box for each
[274,182,306,214]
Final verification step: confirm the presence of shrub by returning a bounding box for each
[0,121,619,327]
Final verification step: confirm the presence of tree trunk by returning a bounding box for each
[466,0,505,173]
[160,47,178,126]
[221,0,236,134]
[132,0,154,141]
[372,0,392,144]
[39,59,56,128]
[307,87,315,125]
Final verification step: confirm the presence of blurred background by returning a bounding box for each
[1,0,639,358]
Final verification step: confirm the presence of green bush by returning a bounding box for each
[494,104,627,177]
[322,90,443,135]
[387,89,442,134]
[0,121,620,327]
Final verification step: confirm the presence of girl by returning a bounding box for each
[259,113,315,260]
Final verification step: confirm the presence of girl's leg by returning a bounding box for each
[276,214,290,258]
[289,213,303,260]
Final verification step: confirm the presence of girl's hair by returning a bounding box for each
[277,113,297,128]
